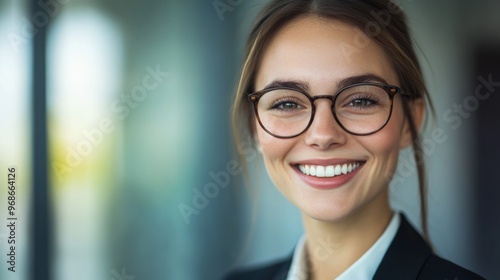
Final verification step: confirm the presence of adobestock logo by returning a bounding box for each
[212,0,243,22]
[310,235,341,263]
[52,65,169,181]
[8,0,70,52]
[389,74,500,185]
[339,0,405,63]
[111,267,135,280]
[178,161,241,224]
[178,136,258,225]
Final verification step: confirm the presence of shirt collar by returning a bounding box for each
[287,212,401,280]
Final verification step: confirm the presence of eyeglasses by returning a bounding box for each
[248,82,408,138]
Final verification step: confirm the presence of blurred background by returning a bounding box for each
[0,0,499,279]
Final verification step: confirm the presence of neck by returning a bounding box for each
[302,192,392,280]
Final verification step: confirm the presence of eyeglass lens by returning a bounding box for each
[255,85,393,137]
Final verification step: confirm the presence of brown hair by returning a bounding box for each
[231,0,433,240]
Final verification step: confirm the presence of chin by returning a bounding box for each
[288,188,357,223]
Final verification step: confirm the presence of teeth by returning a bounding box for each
[341,164,347,174]
[335,165,341,175]
[326,165,334,177]
[299,165,306,173]
[310,165,316,176]
[298,162,361,178]
[316,166,325,177]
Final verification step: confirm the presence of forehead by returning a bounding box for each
[256,16,398,92]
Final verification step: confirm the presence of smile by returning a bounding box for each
[297,162,362,178]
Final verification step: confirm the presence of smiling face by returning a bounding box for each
[254,16,414,222]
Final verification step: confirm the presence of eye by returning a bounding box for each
[342,93,380,110]
[274,101,300,110]
[349,98,376,107]
[270,98,305,111]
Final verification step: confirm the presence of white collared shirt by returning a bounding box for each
[287,213,401,280]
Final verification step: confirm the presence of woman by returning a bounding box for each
[226,0,485,279]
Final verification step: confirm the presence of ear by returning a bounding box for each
[400,98,425,148]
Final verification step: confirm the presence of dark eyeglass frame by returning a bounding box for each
[248,82,409,138]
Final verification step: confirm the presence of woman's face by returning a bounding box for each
[254,16,416,222]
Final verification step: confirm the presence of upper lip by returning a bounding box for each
[291,158,366,166]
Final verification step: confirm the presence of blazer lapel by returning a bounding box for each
[273,257,292,280]
[373,214,432,279]
[276,215,433,280]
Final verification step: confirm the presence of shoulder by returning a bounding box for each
[223,257,291,280]
[418,254,485,280]
[374,214,485,280]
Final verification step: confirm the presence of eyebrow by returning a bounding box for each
[261,73,389,93]
[263,80,310,92]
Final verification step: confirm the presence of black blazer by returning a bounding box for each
[224,215,485,280]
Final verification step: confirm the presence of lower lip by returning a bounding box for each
[293,164,364,190]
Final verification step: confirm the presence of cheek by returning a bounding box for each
[255,125,297,185]
[256,125,293,161]
[358,109,406,180]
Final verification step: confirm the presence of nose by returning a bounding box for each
[304,100,347,149]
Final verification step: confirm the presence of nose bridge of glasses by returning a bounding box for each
[311,95,337,115]
[311,94,336,106]
[310,95,338,123]
[307,94,346,139]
